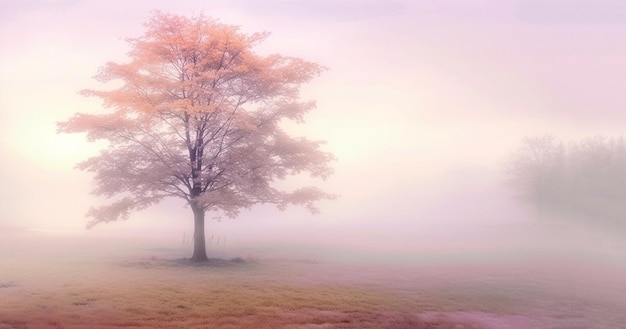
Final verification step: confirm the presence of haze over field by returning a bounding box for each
[2,0,626,260]
[4,1,626,328]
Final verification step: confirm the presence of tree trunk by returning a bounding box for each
[191,203,209,262]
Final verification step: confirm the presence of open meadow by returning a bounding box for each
[1,230,626,329]
[5,2,626,328]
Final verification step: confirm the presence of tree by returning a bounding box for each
[58,12,335,262]
[504,135,626,231]
[503,135,565,216]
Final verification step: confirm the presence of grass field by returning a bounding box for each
[1,232,626,328]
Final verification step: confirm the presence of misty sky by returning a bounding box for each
[2,0,626,251]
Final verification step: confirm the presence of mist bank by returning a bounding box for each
[2,215,624,268]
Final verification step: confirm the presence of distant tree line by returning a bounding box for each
[504,135,626,229]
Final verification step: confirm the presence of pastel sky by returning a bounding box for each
[2,0,626,252]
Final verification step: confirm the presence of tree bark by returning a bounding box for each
[191,203,209,262]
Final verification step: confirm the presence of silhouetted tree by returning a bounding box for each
[505,135,626,230]
[504,135,565,216]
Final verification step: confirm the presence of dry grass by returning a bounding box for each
[0,257,489,329]
[1,240,626,328]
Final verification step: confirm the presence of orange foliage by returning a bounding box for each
[58,12,334,232]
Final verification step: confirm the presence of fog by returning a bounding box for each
[2,0,626,261]
[3,1,626,327]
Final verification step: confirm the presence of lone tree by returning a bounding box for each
[58,12,335,262]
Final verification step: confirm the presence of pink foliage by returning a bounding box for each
[58,12,335,228]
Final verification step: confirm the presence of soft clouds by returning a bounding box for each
[515,0,626,24]
[0,0,77,24]
[229,0,406,21]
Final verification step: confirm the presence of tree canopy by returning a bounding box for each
[58,12,335,260]
[504,135,626,230]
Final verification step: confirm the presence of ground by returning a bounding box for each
[1,232,625,328]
